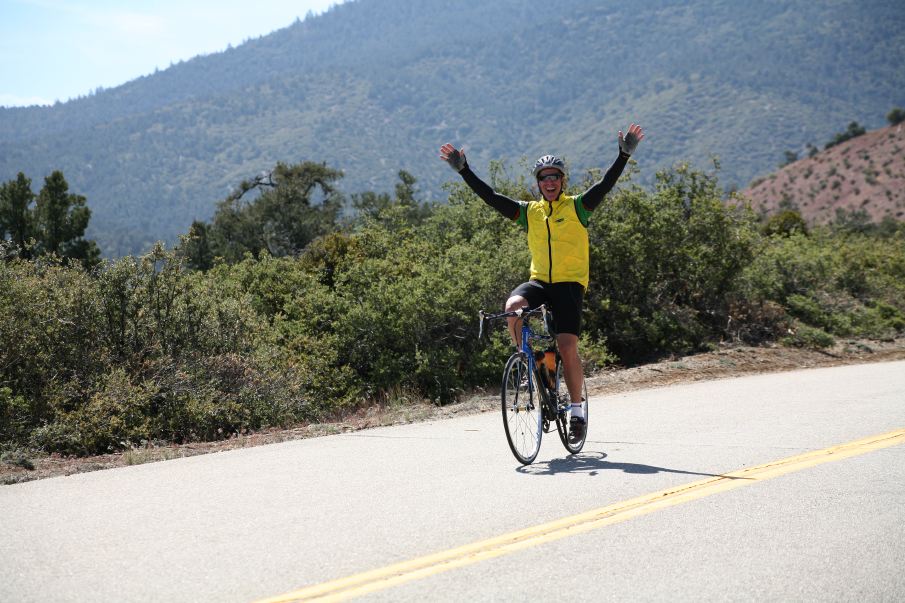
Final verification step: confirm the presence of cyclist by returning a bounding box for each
[439,124,644,442]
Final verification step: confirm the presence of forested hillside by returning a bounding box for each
[1,0,904,256]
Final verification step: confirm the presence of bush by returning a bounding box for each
[0,256,106,429]
[0,387,30,450]
[824,121,866,149]
[45,369,155,454]
[738,228,905,340]
[578,335,617,372]
[0,245,281,455]
[781,322,835,348]
[584,162,759,360]
[286,184,528,403]
[763,210,808,237]
[3,161,904,458]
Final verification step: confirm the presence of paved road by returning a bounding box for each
[2,361,904,602]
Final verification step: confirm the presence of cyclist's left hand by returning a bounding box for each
[618,123,645,156]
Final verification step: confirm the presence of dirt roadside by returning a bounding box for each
[3,337,904,485]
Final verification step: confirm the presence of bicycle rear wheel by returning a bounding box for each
[554,359,589,454]
[501,352,543,465]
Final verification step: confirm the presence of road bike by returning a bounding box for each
[479,305,588,464]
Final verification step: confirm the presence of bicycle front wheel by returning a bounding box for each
[501,352,543,465]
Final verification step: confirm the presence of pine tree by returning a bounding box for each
[205,161,344,263]
[180,220,214,271]
[34,171,100,267]
[0,172,37,256]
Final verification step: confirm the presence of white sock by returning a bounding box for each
[571,402,585,420]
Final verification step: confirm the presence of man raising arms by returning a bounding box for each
[440,123,644,441]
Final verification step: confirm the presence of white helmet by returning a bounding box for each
[532,154,566,178]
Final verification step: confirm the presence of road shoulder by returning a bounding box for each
[3,337,904,485]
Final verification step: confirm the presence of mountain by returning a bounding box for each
[741,123,905,224]
[2,0,904,256]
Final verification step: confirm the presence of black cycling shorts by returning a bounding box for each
[509,280,585,336]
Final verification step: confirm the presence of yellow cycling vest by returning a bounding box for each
[516,194,591,288]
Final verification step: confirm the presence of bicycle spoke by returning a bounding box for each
[501,354,542,464]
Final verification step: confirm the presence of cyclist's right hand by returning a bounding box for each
[440,143,467,172]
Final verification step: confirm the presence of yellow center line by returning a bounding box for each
[255,428,905,603]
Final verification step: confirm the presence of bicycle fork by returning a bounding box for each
[508,354,537,414]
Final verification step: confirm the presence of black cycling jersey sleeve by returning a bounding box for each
[580,151,631,212]
[459,164,521,220]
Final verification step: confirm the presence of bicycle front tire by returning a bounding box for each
[501,352,543,464]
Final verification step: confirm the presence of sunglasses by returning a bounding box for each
[537,173,562,182]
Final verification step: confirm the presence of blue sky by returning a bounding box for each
[0,0,344,107]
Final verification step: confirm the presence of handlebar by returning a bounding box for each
[478,305,552,340]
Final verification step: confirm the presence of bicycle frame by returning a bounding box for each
[481,305,560,407]
[480,303,588,463]
[519,316,555,403]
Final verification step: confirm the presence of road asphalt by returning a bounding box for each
[2,360,903,602]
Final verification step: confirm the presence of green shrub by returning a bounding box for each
[584,162,759,360]
[0,387,31,450]
[55,369,155,453]
[874,301,905,330]
[3,160,904,458]
[763,210,808,237]
[29,421,87,457]
[578,335,617,372]
[781,322,835,348]
[738,227,905,340]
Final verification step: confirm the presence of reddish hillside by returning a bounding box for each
[741,124,905,223]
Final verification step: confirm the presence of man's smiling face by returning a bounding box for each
[537,169,563,201]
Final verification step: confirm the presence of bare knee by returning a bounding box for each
[557,333,579,358]
[505,295,529,313]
